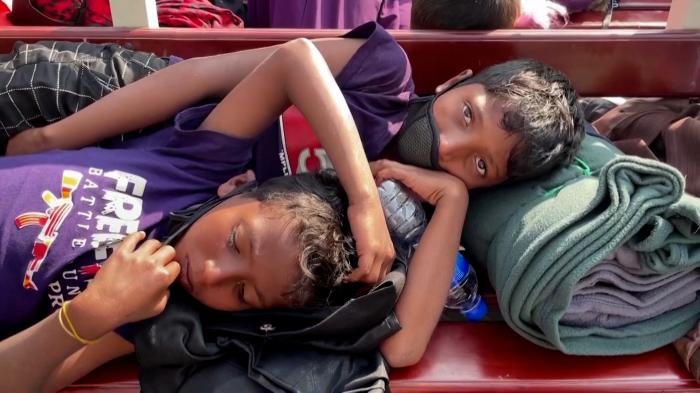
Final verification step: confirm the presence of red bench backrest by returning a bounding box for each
[0,27,698,97]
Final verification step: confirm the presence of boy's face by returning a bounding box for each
[431,83,520,189]
[173,196,301,311]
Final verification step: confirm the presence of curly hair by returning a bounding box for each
[246,170,356,307]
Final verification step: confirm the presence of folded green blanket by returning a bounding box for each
[462,134,700,355]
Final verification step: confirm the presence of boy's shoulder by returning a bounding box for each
[337,22,414,95]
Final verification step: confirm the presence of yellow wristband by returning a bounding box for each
[57,306,75,341]
[59,300,98,345]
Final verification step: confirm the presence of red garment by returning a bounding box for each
[29,0,85,24]
[0,0,12,26]
[29,0,242,27]
[675,321,700,383]
[157,0,242,28]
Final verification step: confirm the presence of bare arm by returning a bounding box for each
[0,232,178,392]
[27,38,365,152]
[0,294,130,393]
[199,37,374,204]
[43,333,133,393]
[370,160,469,368]
[200,37,395,283]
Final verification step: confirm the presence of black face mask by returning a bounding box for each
[160,181,258,246]
[394,77,477,170]
[393,95,442,170]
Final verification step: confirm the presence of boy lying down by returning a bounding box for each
[0,38,470,393]
[0,20,583,393]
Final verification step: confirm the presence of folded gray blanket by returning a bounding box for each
[462,134,700,355]
[562,247,700,328]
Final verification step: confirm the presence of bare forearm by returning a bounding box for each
[0,295,115,392]
[200,38,373,202]
[380,192,468,367]
[40,44,283,151]
[43,58,209,150]
[283,39,376,202]
[40,38,356,152]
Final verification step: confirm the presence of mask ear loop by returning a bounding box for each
[161,181,258,246]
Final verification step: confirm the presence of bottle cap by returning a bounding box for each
[462,297,488,321]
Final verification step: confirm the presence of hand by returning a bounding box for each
[81,232,181,328]
[5,127,49,156]
[217,170,256,196]
[370,159,468,206]
[345,195,396,284]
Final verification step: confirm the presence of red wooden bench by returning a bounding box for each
[0,27,698,392]
[62,322,700,393]
[617,0,671,10]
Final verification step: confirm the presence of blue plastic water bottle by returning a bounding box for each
[377,180,487,321]
[445,253,488,321]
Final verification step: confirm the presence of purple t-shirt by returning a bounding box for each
[247,0,412,29]
[0,105,251,337]
[0,22,413,338]
[254,21,414,181]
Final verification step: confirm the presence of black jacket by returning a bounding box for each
[134,263,406,393]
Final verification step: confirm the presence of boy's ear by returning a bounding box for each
[217,170,256,197]
[435,69,474,95]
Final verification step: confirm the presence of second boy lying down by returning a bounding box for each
[1,21,584,392]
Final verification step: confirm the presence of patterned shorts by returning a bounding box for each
[0,41,170,153]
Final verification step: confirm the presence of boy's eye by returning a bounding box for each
[463,103,473,127]
[475,156,487,177]
[228,226,239,254]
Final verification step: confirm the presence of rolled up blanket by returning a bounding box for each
[462,134,700,355]
[562,249,700,329]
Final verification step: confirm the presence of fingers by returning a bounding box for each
[137,239,165,255]
[115,233,178,268]
[118,231,146,253]
[219,170,257,197]
[346,254,393,284]
[345,257,374,283]
[152,244,177,264]
[243,169,256,182]
[369,159,391,181]
[367,256,387,283]
[370,159,408,185]
[233,169,256,187]
[162,261,182,284]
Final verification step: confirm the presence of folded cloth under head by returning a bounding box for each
[462,133,700,355]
